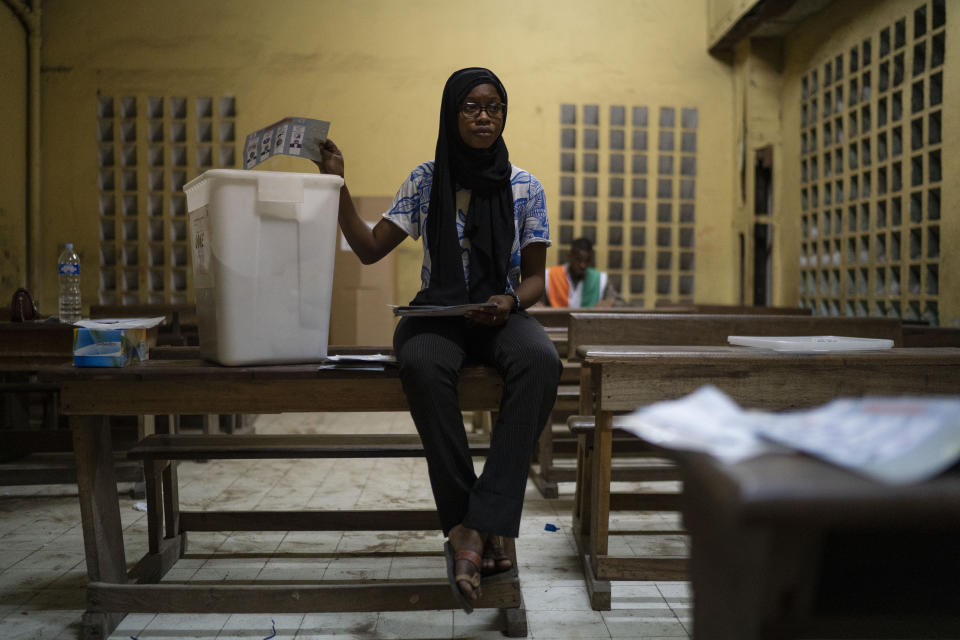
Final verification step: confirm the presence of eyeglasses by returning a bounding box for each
[460,102,506,118]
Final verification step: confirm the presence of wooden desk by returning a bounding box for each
[902,324,960,347]
[653,302,811,315]
[574,345,960,610]
[0,321,143,485]
[529,304,812,329]
[41,359,526,639]
[676,450,960,639]
[0,321,75,363]
[530,313,904,498]
[566,314,904,361]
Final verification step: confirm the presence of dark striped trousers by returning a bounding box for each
[393,311,562,538]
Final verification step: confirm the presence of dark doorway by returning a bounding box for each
[753,147,774,306]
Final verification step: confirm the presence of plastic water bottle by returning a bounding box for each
[57,243,82,324]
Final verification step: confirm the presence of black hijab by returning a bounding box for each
[411,67,514,306]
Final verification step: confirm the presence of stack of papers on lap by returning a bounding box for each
[728,335,895,352]
[617,385,960,485]
[392,303,497,317]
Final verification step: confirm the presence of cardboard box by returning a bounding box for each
[329,196,396,346]
[73,327,149,367]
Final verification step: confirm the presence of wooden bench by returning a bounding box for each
[1,321,146,486]
[129,432,491,460]
[529,313,904,498]
[91,309,238,435]
[574,344,960,610]
[529,307,652,359]
[42,358,528,639]
[902,324,960,347]
[665,447,960,639]
[653,301,812,315]
[566,313,904,361]
[529,305,811,359]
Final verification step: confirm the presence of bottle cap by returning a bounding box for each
[65,243,73,249]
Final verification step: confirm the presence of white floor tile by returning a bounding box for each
[603,608,689,638]
[1,411,694,640]
[375,610,454,638]
[217,613,303,639]
[527,609,611,638]
[297,611,378,638]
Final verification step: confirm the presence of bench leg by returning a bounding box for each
[572,536,612,611]
[530,413,559,499]
[129,414,157,500]
[496,537,527,637]
[573,430,593,543]
[144,459,165,554]
[72,414,129,640]
[581,411,613,611]
[589,412,613,562]
[163,459,181,542]
[80,610,127,640]
[501,591,527,638]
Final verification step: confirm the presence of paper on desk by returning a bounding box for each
[617,385,960,484]
[616,386,784,463]
[317,353,398,371]
[76,317,166,330]
[753,397,960,485]
[323,354,397,363]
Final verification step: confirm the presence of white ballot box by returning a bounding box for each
[184,169,343,365]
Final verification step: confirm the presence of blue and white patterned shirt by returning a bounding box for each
[383,162,550,294]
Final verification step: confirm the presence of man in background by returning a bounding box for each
[543,237,624,307]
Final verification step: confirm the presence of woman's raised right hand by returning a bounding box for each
[314,138,345,178]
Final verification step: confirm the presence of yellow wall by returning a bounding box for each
[5,0,956,324]
[0,5,27,301]
[707,0,758,49]
[779,0,958,325]
[15,0,734,315]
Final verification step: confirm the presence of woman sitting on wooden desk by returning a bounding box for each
[314,67,561,612]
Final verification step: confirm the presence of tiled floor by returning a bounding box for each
[0,412,691,639]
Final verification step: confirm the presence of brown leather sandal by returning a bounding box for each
[444,541,482,613]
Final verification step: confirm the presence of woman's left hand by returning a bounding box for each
[466,294,514,326]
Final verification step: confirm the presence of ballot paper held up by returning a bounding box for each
[243,117,330,169]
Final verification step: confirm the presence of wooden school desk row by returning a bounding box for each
[0,321,150,487]
[561,311,960,638]
[1,315,241,489]
[13,305,960,639]
[526,304,815,499]
[39,352,529,640]
[525,307,954,499]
